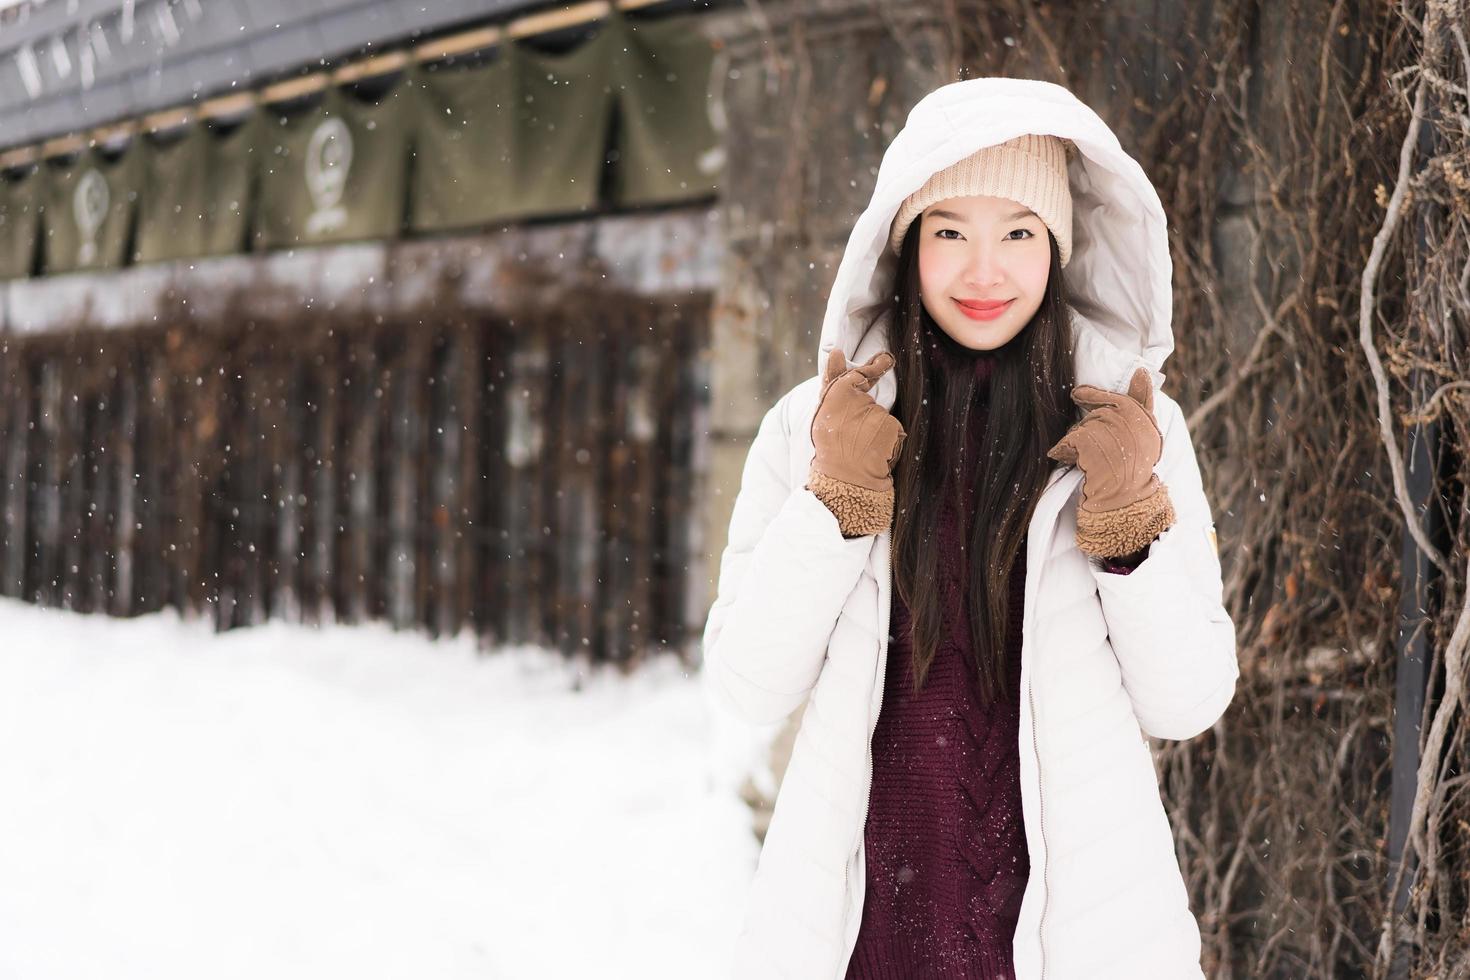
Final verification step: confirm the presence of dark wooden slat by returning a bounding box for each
[111,352,139,616]
[0,348,25,598]
[476,316,512,645]
[34,359,64,605]
[449,319,482,639]
[307,334,342,624]
[341,332,380,624]
[505,326,551,648]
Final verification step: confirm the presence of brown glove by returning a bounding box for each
[805,348,907,538]
[1045,366,1177,559]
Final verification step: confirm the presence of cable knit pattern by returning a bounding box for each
[845,341,1029,979]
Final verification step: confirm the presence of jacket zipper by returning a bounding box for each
[1028,672,1050,979]
[1027,466,1071,980]
[839,532,890,980]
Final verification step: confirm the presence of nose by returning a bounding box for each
[962,243,1005,287]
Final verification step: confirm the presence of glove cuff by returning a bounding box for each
[807,467,893,538]
[1075,480,1176,559]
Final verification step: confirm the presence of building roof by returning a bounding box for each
[0,0,544,146]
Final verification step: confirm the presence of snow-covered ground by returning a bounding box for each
[0,598,775,980]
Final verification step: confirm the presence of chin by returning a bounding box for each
[945,323,1021,351]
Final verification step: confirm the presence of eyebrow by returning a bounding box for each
[926,207,1037,222]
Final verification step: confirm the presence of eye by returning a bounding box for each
[933,227,1034,241]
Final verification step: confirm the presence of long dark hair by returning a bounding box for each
[887,219,1077,702]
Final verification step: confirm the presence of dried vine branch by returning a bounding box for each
[1357,47,1451,580]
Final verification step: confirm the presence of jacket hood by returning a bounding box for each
[818,76,1175,413]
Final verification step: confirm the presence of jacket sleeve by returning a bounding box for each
[1089,392,1239,741]
[701,386,875,726]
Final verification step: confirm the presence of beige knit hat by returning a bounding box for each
[887,133,1075,266]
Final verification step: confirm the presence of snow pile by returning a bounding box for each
[0,599,776,980]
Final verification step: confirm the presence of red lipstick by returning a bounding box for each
[953,298,1014,321]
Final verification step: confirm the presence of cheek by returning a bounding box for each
[1023,251,1052,294]
[917,245,960,296]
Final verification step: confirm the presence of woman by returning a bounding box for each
[702,76,1238,979]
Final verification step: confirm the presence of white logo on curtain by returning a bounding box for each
[73,168,109,266]
[699,45,730,177]
[305,117,353,236]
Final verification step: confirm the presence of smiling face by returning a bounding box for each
[916,194,1053,352]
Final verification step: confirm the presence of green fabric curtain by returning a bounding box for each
[41,143,141,274]
[411,30,614,233]
[513,30,617,219]
[0,165,41,280]
[254,84,413,249]
[135,118,258,264]
[605,10,723,206]
[412,14,721,233]
[410,54,519,232]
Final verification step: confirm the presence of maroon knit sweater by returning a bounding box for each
[844,341,1029,979]
[843,336,1147,978]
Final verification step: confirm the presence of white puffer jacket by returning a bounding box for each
[701,77,1240,979]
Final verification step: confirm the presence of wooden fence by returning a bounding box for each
[0,287,710,664]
